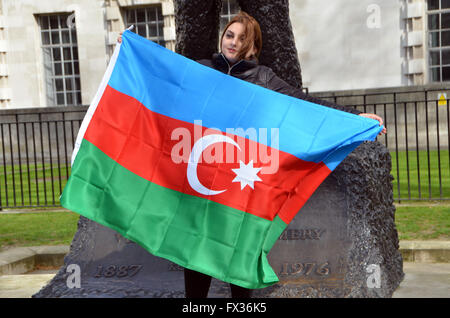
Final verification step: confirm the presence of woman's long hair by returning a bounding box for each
[220,11,263,61]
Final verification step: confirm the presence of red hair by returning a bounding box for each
[220,11,263,60]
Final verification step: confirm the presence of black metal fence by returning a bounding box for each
[315,85,450,201]
[0,106,86,209]
[0,85,449,209]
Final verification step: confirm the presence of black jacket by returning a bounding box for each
[197,53,361,115]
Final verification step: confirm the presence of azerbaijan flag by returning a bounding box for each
[61,30,382,289]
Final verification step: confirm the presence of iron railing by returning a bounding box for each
[0,106,86,209]
[315,86,450,201]
[0,85,449,209]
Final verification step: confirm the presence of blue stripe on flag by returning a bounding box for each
[107,31,381,170]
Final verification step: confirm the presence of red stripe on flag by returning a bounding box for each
[83,85,331,223]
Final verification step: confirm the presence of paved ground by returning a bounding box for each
[0,262,448,298]
[392,262,450,298]
[0,272,56,298]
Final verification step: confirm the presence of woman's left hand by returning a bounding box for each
[358,113,387,135]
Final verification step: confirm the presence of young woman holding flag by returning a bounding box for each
[189,10,385,299]
[118,11,386,298]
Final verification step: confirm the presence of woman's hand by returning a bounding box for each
[117,32,123,43]
[359,113,387,135]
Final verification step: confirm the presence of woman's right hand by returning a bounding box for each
[359,113,387,135]
[117,32,123,43]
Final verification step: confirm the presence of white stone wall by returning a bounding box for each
[0,0,430,107]
[1,0,175,109]
[106,0,175,58]
[0,1,10,108]
[289,0,407,92]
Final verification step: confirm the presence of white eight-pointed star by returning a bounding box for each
[231,160,262,190]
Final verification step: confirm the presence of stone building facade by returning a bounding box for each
[0,0,446,108]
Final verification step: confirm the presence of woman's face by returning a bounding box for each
[221,22,256,64]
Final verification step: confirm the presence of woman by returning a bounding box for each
[196,11,386,132]
[118,11,386,298]
[187,11,384,298]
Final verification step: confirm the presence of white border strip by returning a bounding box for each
[70,40,122,165]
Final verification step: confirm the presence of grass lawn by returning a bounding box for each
[394,204,450,240]
[390,150,449,200]
[0,205,448,252]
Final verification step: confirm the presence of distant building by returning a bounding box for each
[0,0,444,108]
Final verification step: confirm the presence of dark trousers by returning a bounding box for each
[184,268,252,298]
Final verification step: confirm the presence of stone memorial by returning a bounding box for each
[254,141,404,298]
[33,0,404,298]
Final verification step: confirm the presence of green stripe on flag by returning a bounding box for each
[61,139,287,288]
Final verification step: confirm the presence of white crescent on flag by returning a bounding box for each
[187,134,241,196]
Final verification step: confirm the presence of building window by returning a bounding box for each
[220,0,240,33]
[38,14,81,106]
[428,0,450,81]
[124,6,165,47]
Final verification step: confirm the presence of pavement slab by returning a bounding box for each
[0,263,448,298]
